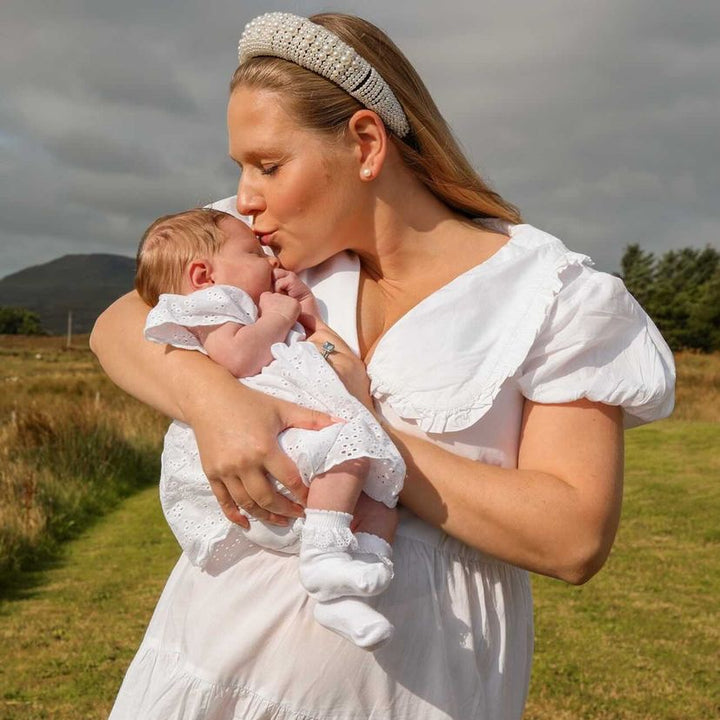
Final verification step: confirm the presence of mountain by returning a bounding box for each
[0,254,135,335]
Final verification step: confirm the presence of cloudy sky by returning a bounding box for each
[1,0,718,277]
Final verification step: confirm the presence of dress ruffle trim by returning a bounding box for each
[370,243,592,434]
[110,645,327,720]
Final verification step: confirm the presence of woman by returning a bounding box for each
[93,12,675,720]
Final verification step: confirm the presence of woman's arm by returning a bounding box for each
[305,323,623,585]
[91,291,215,420]
[90,291,338,524]
[385,399,624,585]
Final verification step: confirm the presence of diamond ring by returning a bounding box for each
[320,341,336,360]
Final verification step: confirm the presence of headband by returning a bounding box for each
[238,12,410,138]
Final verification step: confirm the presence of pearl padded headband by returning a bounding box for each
[238,12,410,138]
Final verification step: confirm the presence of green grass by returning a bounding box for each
[0,337,166,580]
[1,339,718,717]
[526,421,720,720]
[0,487,179,720]
[0,421,717,719]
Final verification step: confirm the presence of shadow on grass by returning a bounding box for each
[0,551,68,604]
[1,426,160,603]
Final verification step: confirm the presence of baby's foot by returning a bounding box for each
[313,598,394,651]
[355,532,393,568]
[299,510,393,601]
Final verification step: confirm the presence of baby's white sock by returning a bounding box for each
[355,532,393,566]
[299,510,393,602]
[243,516,303,553]
[313,598,394,651]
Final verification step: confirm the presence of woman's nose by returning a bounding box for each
[236,174,265,217]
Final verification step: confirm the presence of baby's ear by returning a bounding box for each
[188,259,214,290]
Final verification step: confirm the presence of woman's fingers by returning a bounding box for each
[304,328,374,409]
[236,466,304,523]
[278,399,343,431]
[307,323,354,356]
[266,446,309,505]
[207,476,250,529]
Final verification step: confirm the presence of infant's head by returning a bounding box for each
[136,208,277,306]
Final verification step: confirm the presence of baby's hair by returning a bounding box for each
[135,208,232,306]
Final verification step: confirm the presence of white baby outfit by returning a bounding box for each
[144,285,405,576]
[110,211,675,720]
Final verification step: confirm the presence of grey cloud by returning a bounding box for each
[41,131,168,175]
[1,0,718,279]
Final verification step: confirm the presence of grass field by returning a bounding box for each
[0,334,166,581]
[0,338,718,718]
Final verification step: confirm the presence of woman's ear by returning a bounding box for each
[188,259,214,290]
[347,109,388,181]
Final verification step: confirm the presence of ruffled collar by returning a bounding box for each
[206,198,593,434]
[306,223,592,434]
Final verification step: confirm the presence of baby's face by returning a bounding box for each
[212,216,278,302]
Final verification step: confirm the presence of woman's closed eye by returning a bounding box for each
[261,164,280,176]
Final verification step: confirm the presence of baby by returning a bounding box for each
[135,207,405,650]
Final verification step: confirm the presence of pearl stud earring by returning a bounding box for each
[362,168,372,179]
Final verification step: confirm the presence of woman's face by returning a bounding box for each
[227,86,364,272]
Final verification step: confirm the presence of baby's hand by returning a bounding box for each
[273,268,321,327]
[258,291,301,323]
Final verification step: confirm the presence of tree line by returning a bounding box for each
[621,244,720,352]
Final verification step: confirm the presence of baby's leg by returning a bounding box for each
[350,492,397,596]
[352,492,398,543]
[307,457,366,514]
[300,459,393,601]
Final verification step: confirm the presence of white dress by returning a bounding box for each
[143,285,404,571]
[109,217,675,720]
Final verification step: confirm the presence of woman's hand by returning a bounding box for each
[307,323,374,411]
[187,380,339,528]
[90,291,341,528]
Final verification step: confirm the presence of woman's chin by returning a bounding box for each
[278,255,307,273]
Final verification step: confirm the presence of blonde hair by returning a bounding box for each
[135,208,229,306]
[230,13,521,224]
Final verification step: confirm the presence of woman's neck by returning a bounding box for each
[352,173,469,285]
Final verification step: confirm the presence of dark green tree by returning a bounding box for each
[621,243,655,310]
[620,244,720,352]
[685,265,720,352]
[0,306,44,335]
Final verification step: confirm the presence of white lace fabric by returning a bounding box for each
[145,285,405,571]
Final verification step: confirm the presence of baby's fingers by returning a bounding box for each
[272,269,294,293]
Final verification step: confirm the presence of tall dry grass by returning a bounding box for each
[0,335,166,579]
[671,351,720,422]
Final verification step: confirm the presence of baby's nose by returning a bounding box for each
[267,254,280,269]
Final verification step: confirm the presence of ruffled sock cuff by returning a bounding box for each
[355,532,393,559]
[302,509,357,551]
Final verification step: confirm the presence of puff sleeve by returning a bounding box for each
[516,263,675,428]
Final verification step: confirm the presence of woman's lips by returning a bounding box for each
[255,230,276,246]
